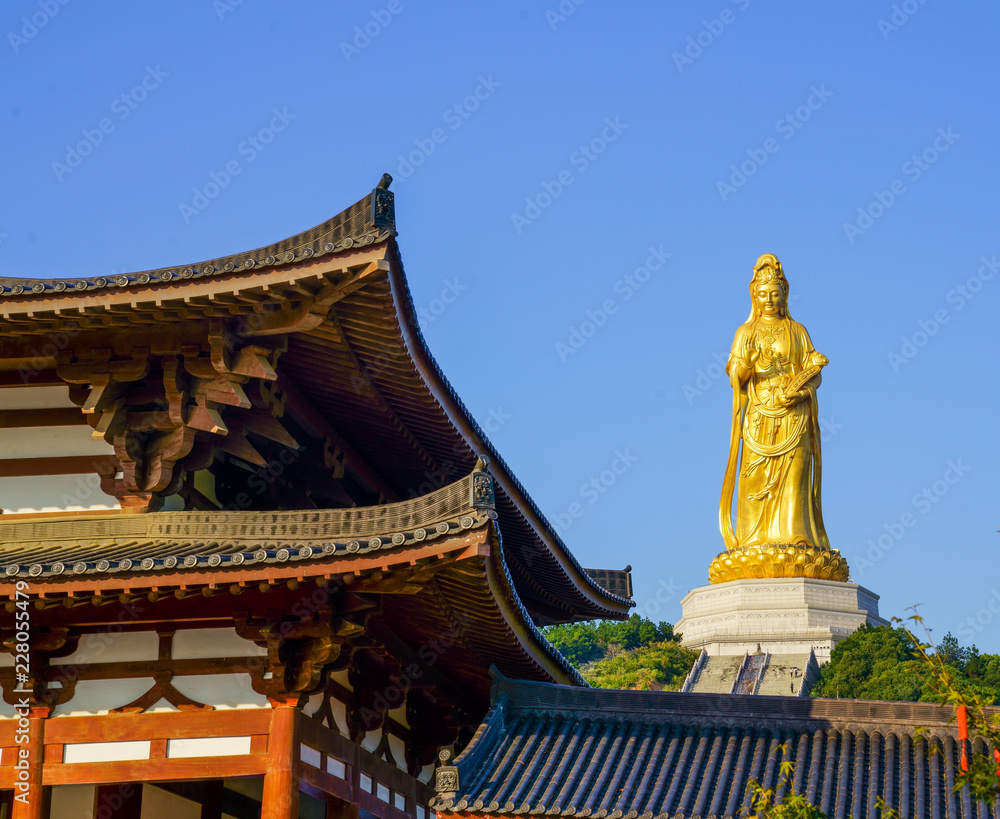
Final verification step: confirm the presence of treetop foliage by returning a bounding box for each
[541,615,693,691]
[541,614,676,666]
[812,623,1000,704]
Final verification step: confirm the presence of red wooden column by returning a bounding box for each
[262,702,301,819]
[11,707,47,819]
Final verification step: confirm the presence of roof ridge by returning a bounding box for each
[0,185,395,298]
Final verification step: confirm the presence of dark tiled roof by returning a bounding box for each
[584,567,633,600]
[0,188,394,296]
[432,677,998,819]
[0,470,494,580]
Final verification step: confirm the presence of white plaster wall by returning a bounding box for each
[172,627,267,659]
[0,385,74,410]
[362,729,381,753]
[54,678,155,716]
[0,473,117,513]
[0,425,114,459]
[328,668,351,690]
[327,695,349,735]
[302,691,324,717]
[387,733,407,768]
[52,631,159,666]
[167,736,252,758]
[63,740,151,763]
[388,705,409,729]
[171,674,269,709]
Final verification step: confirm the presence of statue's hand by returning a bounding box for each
[778,391,805,407]
[742,335,759,368]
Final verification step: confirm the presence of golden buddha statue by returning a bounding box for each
[711,254,849,583]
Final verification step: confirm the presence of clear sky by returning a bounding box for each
[3,1,998,652]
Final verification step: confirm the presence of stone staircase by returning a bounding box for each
[683,654,745,694]
[682,650,818,696]
[756,653,816,696]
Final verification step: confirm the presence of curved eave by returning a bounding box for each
[383,239,633,622]
[0,189,395,301]
[0,188,631,624]
[0,471,583,693]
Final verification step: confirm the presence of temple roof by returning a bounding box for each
[0,188,396,298]
[0,472,589,699]
[0,469,496,580]
[431,676,994,819]
[0,181,632,625]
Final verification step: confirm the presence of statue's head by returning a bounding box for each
[748,253,792,320]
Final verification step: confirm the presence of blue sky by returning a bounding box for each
[3,1,998,652]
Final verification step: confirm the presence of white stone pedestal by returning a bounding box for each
[675,577,887,664]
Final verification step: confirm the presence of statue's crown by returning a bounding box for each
[751,253,785,284]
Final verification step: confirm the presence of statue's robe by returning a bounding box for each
[721,318,829,550]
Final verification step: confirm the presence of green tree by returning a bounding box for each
[542,615,677,666]
[812,623,1000,705]
[583,640,698,691]
[812,623,923,700]
[541,621,601,666]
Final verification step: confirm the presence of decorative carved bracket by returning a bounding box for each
[235,601,368,701]
[0,626,79,709]
[56,327,290,512]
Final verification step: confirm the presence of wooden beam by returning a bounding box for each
[42,756,267,787]
[0,368,62,387]
[0,455,118,478]
[0,408,84,428]
[0,509,121,521]
[276,374,397,502]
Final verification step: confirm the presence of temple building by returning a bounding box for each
[0,180,633,818]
